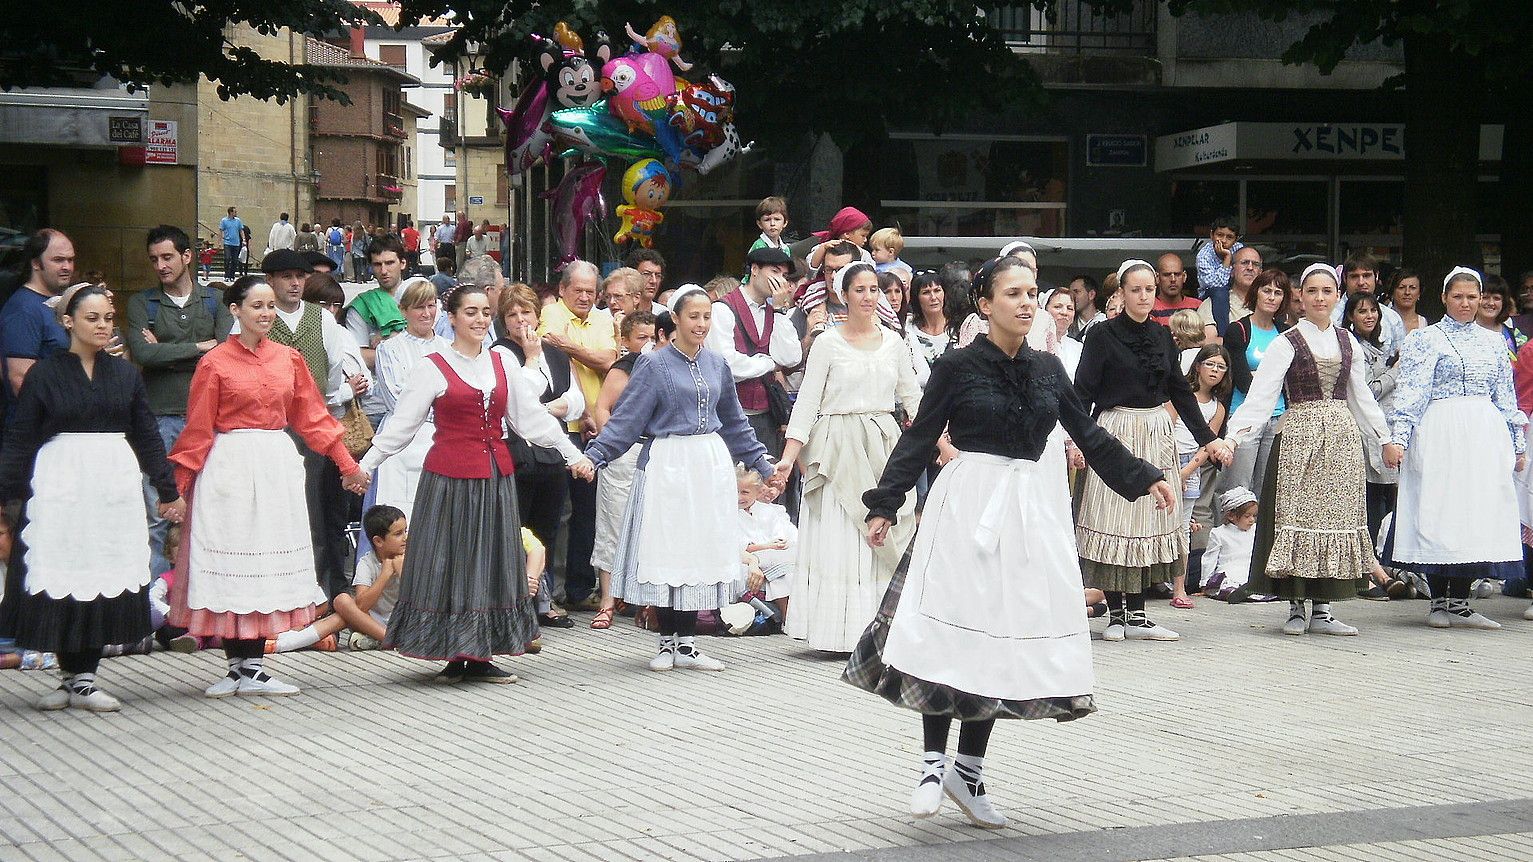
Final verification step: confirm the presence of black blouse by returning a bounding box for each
[864,338,1163,523]
[0,351,177,502]
[1074,314,1218,446]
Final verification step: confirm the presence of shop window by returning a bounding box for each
[0,165,47,273]
[1245,179,1329,261]
[1166,179,1238,237]
[1339,179,1403,264]
[880,136,1069,237]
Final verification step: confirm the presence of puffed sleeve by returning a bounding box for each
[287,350,358,475]
[712,355,772,477]
[863,353,958,524]
[0,368,47,499]
[891,332,922,419]
[785,333,833,444]
[169,356,221,496]
[500,351,582,463]
[1490,341,1527,454]
[584,354,661,469]
[1073,324,1108,413]
[360,357,445,472]
[1054,356,1162,500]
[1387,328,1439,449]
[1342,332,1389,446]
[1227,333,1296,446]
[125,366,178,503]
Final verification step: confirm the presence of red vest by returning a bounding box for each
[721,288,774,411]
[421,351,516,479]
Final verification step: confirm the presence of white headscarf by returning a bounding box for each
[1115,258,1154,282]
[1000,240,1036,259]
[666,283,708,314]
[1441,265,1483,294]
[1299,262,1340,288]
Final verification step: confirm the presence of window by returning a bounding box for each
[442,93,456,126]
[443,147,456,168]
[404,146,412,179]
[444,184,456,209]
[1166,179,1238,237]
[879,135,1069,236]
[496,166,510,206]
[379,45,407,68]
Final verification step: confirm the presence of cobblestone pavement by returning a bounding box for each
[2,594,1531,861]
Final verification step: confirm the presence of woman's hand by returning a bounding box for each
[1203,438,1235,467]
[866,516,892,548]
[158,497,186,524]
[527,565,542,595]
[1065,440,1085,470]
[569,457,596,482]
[746,567,765,591]
[1382,442,1405,470]
[1147,480,1176,511]
[341,470,371,495]
[936,434,960,467]
[1518,453,1526,473]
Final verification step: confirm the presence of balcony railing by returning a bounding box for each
[377,173,403,200]
[990,1,1156,55]
[383,110,406,139]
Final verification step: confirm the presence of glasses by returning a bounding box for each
[1235,260,1263,268]
[1200,361,1228,371]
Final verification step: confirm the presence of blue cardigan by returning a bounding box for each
[585,344,772,478]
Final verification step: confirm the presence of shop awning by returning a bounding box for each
[0,84,150,149]
[1154,122,1503,172]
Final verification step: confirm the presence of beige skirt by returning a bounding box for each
[1076,406,1183,592]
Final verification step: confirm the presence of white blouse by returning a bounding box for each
[375,330,449,415]
[1227,318,1388,447]
[359,346,582,473]
[506,346,585,424]
[787,328,922,444]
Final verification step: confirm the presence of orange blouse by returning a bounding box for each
[169,335,358,494]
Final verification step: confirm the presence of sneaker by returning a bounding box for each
[70,687,122,712]
[1385,580,1411,600]
[1125,621,1180,641]
[204,673,241,698]
[1282,613,1308,636]
[36,685,71,711]
[313,634,338,652]
[1102,622,1126,642]
[648,636,676,672]
[1449,611,1502,631]
[168,634,199,654]
[911,776,944,819]
[1307,616,1358,636]
[460,661,517,684]
[673,641,725,671]
[236,674,300,696]
[1357,585,1390,601]
[942,767,1008,829]
[1525,603,1533,621]
[347,632,380,651]
[1426,609,1454,629]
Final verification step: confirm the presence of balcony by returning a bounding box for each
[991,1,1156,55]
[383,110,406,140]
[377,173,403,201]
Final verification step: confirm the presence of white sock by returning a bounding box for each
[67,673,95,695]
[1312,602,1333,621]
[237,657,266,680]
[274,625,322,653]
[952,753,986,796]
[1288,600,1306,618]
[920,752,946,784]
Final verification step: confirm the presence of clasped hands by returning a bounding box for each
[341,471,371,495]
[158,497,187,524]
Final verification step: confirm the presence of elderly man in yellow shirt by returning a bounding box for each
[537,259,617,610]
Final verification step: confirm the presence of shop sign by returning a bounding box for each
[1155,122,1238,171]
[144,120,178,164]
[1086,134,1147,167]
[108,116,142,144]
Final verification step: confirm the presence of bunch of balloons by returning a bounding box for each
[496,18,751,266]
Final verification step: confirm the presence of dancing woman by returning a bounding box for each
[169,277,369,698]
[1074,260,1233,642]
[585,286,787,672]
[0,285,186,712]
[1226,264,1389,636]
[847,255,1172,828]
[1383,267,1526,630]
[360,284,593,682]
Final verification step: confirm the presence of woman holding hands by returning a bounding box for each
[0,285,186,712]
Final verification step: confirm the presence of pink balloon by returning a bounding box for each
[497,78,554,176]
[600,51,676,136]
[541,162,608,271]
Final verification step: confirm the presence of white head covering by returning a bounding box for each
[54,282,102,322]
[1299,262,1340,288]
[1218,486,1258,516]
[1000,240,1036,259]
[832,262,902,330]
[1441,265,1483,293]
[1115,258,1154,282]
[667,283,708,314]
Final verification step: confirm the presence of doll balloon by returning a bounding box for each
[542,161,609,271]
[613,159,672,248]
[625,16,693,72]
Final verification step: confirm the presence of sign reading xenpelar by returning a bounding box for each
[1156,122,1503,172]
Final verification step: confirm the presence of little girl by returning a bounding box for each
[736,465,796,620]
[1169,308,1207,374]
[1170,344,1230,608]
[1201,487,1266,601]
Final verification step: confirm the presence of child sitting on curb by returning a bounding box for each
[269,505,406,652]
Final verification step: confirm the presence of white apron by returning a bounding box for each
[1394,396,1521,565]
[634,435,740,586]
[186,430,327,613]
[22,433,152,600]
[881,445,1096,701]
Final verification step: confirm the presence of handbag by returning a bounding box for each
[341,399,374,458]
[764,377,793,428]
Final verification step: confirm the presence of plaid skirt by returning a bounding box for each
[843,540,1096,723]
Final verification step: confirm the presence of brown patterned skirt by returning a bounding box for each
[1247,399,1372,600]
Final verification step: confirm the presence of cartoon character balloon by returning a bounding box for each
[537,29,612,110]
[542,161,608,271]
[668,75,735,156]
[614,159,672,247]
[625,16,693,72]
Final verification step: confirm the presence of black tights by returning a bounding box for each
[921,714,995,757]
[1104,591,1146,614]
[223,638,264,660]
[655,608,698,637]
[1427,576,1472,600]
[58,649,100,675]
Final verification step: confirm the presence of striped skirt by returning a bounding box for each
[385,465,536,661]
[1075,406,1183,593]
